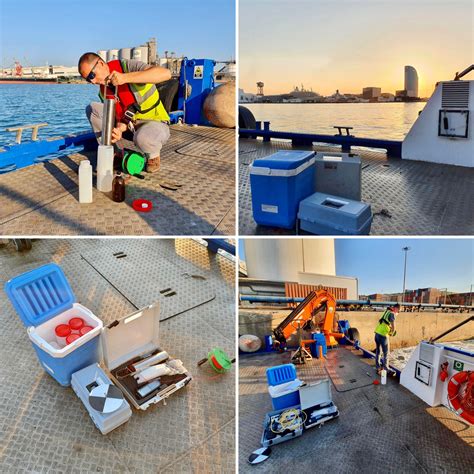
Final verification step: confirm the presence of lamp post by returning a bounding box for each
[402,246,411,303]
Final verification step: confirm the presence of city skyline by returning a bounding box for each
[0,0,235,67]
[240,0,473,98]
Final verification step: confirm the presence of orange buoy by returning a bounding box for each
[447,371,474,425]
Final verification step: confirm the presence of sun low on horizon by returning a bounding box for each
[239,0,473,98]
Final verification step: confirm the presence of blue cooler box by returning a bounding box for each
[250,151,316,229]
[5,263,103,386]
[266,363,301,410]
[298,192,372,235]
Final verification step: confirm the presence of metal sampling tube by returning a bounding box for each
[101,98,116,146]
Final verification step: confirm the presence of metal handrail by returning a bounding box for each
[454,64,474,80]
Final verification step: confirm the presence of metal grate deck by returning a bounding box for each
[239,138,474,235]
[0,125,235,236]
[239,346,474,473]
[0,238,235,473]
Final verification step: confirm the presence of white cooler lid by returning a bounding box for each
[299,379,332,410]
[102,303,161,371]
[268,378,302,398]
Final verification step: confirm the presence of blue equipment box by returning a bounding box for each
[250,151,316,229]
[5,263,103,386]
[310,333,327,358]
[178,58,216,125]
[298,192,372,235]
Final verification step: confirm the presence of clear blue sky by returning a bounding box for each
[239,239,474,295]
[0,0,235,67]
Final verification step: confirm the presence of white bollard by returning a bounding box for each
[78,160,93,203]
[97,145,114,192]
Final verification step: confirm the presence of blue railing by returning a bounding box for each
[0,131,97,173]
[240,121,403,157]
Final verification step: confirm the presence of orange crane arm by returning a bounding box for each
[273,289,338,343]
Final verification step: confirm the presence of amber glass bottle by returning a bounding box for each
[112,173,126,202]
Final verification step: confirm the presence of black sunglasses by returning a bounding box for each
[85,59,100,83]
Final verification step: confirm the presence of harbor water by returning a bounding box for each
[0,84,98,146]
[243,102,426,140]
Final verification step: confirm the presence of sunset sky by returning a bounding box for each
[240,0,473,97]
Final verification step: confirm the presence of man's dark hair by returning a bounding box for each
[78,52,101,71]
[392,303,400,309]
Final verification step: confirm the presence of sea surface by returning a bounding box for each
[0,84,98,146]
[243,102,426,140]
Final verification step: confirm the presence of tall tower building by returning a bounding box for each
[405,65,419,98]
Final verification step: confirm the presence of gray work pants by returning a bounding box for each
[86,102,170,158]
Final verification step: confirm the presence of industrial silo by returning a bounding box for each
[132,46,149,64]
[244,238,336,282]
[107,49,119,61]
[119,48,132,60]
[97,50,107,61]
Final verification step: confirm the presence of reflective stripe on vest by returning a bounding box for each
[99,60,169,123]
[374,309,392,337]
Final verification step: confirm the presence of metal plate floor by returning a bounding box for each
[0,239,235,473]
[80,241,216,321]
[239,347,474,473]
[0,126,235,236]
[239,138,474,235]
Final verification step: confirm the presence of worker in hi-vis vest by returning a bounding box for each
[374,303,399,373]
[78,52,171,173]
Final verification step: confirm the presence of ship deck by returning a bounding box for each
[0,238,235,473]
[239,346,474,473]
[0,125,235,236]
[239,138,474,235]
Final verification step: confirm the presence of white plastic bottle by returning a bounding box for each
[79,160,93,203]
[381,369,387,385]
[96,145,114,192]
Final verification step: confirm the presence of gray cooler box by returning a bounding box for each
[314,152,362,201]
[298,192,372,235]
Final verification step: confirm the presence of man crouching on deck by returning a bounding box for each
[78,52,171,173]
